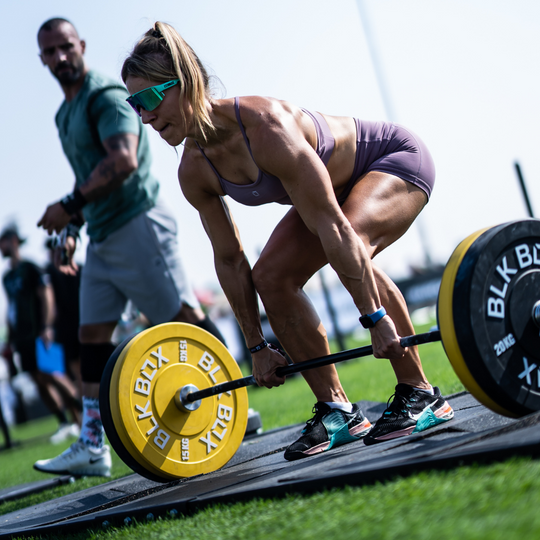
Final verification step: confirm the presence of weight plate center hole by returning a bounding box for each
[508,270,540,358]
[533,300,540,329]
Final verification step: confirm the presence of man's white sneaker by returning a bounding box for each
[50,423,81,444]
[34,441,112,477]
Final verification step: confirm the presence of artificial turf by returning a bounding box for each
[2,320,538,539]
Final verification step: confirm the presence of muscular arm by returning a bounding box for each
[179,158,264,347]
[179,150,288,386]
[78,132,139,201]
[38,132,139,234]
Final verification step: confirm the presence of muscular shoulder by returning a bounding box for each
[236,96,313,167]
[235,96,300,131]
[178,141,225,207]
[239,96,311,148]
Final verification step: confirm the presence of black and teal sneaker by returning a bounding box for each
[284,402,372,461]
[364,384,454,446]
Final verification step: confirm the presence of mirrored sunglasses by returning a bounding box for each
[126,79,180,116]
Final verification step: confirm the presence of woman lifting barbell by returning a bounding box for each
[120,22,454,459]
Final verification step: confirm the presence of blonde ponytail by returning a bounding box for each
[122,22,215,140]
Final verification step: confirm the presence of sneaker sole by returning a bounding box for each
[365,401,454,445]
[413,402,454,433]
[286,417,372,460]
[33,463,111,477]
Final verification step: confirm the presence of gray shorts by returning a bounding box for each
[80,199,200,326]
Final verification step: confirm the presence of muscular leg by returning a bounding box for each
[253,171,430,402]
[340,172,430,390]
[372,267,429,388]
[253,211,347,402]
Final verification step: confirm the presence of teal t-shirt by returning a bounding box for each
[55,70,159,242]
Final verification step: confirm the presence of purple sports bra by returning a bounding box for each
[195,97,335,206]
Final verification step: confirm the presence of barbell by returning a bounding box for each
[99,219,540,483]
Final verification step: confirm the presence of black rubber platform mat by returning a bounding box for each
[2,393,539,539]
[0,476,74,505]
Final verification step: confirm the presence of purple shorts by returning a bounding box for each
[337,120,435,202]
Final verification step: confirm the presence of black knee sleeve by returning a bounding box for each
[194,316,227,347]
[80,343,117,383]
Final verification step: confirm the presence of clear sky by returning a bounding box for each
[0,0,539,329]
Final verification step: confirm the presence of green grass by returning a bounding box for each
[79,458,540,540]
[3,320,539,540]
[10,458,540,540]
[0,416,132,515]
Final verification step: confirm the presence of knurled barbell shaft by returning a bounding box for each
[183,329,442,404]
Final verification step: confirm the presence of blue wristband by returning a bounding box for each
[359,306,387,329]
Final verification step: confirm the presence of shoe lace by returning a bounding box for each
[55,441,84,463]
[302,404,326,433]
[382,391,415,418]
[67,441,85,455]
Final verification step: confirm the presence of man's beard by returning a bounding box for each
[53,60,84,85]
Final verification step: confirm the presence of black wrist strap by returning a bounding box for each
[249,339,268,354]
[60,188,88,215]
[69,212,85,228]
[65,222,81,240]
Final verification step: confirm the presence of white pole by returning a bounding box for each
[356,0,433,267]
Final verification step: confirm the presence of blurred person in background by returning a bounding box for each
[0,353,12,450]
[44,238,83,397]
[0,224,81,444]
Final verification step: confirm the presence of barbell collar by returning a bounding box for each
[183,329,441,405]
[175,384,201,412]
